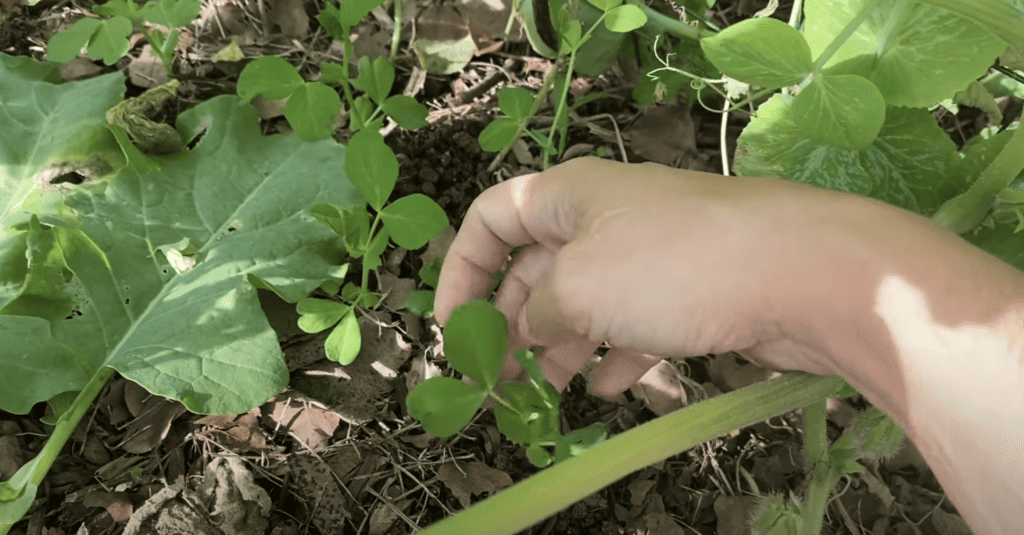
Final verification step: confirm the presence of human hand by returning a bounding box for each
[434,158,863,397]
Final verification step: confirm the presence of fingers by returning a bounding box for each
[588,348,663,398]
[434,157,601,326]
[434,173,545,325]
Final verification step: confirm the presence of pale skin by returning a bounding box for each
[434,157,1024,535]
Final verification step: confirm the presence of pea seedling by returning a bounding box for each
[407,299,607,467]
[46,0,202,74]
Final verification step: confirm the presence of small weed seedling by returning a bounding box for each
[47,0,201,73]
[407,300,607,467]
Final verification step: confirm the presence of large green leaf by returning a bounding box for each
[804,0,1006,107]
[733,94,961,217]
[0,55,125,237]
[700,17,812,89]
[0,54,125,310]
[0,94,362,415]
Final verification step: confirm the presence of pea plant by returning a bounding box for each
[407,300,608,467]
[46,0,201,73]
[409,0,1024,534]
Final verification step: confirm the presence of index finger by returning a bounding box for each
[434,157,602,325]
[434,172,538,326]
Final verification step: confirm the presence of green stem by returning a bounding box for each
[629,0,714,41]
[417,373,847,535]
[390,0,403,60]
[362,213,382,291]
[0,367,116,533]
[800,398,830,535]
[39,368,116,484]
[812,0,880,73]
[547,48,578,168]
[339,36,358,125]
[487,59,560,172]
[932,121,1024,233]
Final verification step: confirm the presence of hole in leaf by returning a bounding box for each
[49,171,86,185]
[125,298,130,305]
[65,309,83,319]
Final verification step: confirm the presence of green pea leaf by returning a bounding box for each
[237,56,304,104]
[403,290,435,317]
[559,19,584,53]
[701,17,812,88]
[555,422,607,461]
[805,0,1006,107]
[92,0,134,18]
[285,81,341,141]
[46,18,102,63]
[296,298,350,333]
[358,292,380,308]
[407,377,487,437]
[325,309,361,364]
[443,299,508,389]
[604,4,646,33]
[86,16,132,66]
[354,56,394,105]
[526,444,554,467]
[139,0,201,28]
[320,279,341,295]
[586,0,622,11]
[734,94,961,216]
[350,95,375,132]
[316,4,348,41]
[381,95,429,130]
[792,74,885,150]
[341,282,362,302]
[478,117,520,152]
[379,194,449,250]
[494,382,560,445]
[345,130,398,211]
[498,86,534,122]
[309,203,371,257]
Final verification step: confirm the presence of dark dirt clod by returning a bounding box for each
[390,119,495,231]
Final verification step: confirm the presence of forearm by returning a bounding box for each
[788,189,1024,534]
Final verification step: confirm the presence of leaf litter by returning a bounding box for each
[0,0,1004,532]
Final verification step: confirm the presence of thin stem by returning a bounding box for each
[629,0,714,41]
[486,58,560,173]
[390,0,403,60]
[811,0,880,74]
[800,398,829,534]
[788,0,804,27]
[362,213,382,291]
[417,373,847,535]
[932,121,1024,233]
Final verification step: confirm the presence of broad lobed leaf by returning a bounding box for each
[0,94,362,415]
